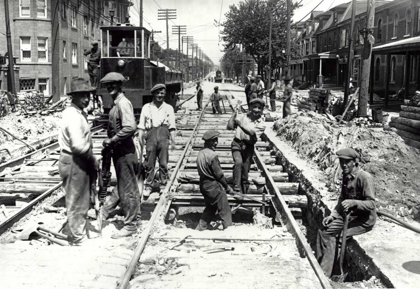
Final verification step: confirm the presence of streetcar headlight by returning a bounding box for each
[117,60,125,67]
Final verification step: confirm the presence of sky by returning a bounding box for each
[129,0,351,64]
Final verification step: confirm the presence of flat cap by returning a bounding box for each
[151,83,166,93]
[416,91,420,94]
[91,41,98,46]
[100,72,127,83]
[256,75,262,78]
[202,130,220,141]
[249,98,265,106]
[336,148,360,160]
[214,86,219,90]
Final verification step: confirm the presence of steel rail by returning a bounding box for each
[117,102,210,289]
[254,149,333,289]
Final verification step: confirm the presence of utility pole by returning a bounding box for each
[268,11,273,92]
[172,25,186,70]
[4,0,16,96]
[195,45,199,81]
[286,0,291,77]
[343,0,356,107]
[158,9,176,50]
[182,36,193,82]
[358,0,375,117]
[139,0,143,27]
[150,30,162,59]
[190,43,195,81]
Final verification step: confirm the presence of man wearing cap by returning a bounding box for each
[196,130,233,230]
[267,76,278,112]
[210,86,223,114]
[100,72,140,239]
[59,78,100,245]
[227,98,266,194]
[196,81,203,111]
[282,76,293,118]
[316,147,376,277]
[138,83,176,198]
[256,75,265,98]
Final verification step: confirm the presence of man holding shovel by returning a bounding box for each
[58,78,100,245]
[316,148,376,277]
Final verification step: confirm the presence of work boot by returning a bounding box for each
[111,228,137,239]
[195,219,208,231]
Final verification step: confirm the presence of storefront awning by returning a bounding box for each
[308,52,338,60]
[373,36,420,54]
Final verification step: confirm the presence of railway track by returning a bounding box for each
[0,84,332,289]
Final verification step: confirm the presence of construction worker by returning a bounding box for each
[58,78,99,245]
[100,72,140,239]
[256,75,265,98]
[210,86,223,114]
[244,76,252,107]
[282,76,293,118]
[227,98,266,194]
[138,84,176,198]
[84,41,101,89]
[196,81,203,110]
[316,148,376,277]
[196,130,233,231]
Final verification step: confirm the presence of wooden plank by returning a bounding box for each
[400,111,420,121]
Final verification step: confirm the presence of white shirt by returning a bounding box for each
[257,80,265,91]
[59,103,92,155]
[138,101,176,131]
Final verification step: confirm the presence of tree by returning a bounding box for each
[221,0,300,75]
[220,47,253,82]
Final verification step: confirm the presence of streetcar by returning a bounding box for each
[214,70,223,83]
[98,24,183,113]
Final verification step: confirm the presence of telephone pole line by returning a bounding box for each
[343,0,356,107]
[359,0,375,116]
[285,0,291,77]
[158,9,176,50]
[182,36,193,82]
[172,25,186,70]
[4,0,16,96]
[150,30,162,59]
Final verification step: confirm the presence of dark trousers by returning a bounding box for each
[144,126,169,187]
[113,149,140,231]
[245,93,250,107]
[231,139,254,193]
[88,63,99,89]
[269,91,276,111]
[196,179,232,230]
[59,152,92,242]
[316,214,373,277]
[197,93,203,110]
[283,99,291,118]
[212,100,223,114]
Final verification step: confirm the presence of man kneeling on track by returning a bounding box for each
[58,78,100,245]
[138,84,176,198]
[227,98,266,195]
[196,130,234,231]
[316,148,376,277]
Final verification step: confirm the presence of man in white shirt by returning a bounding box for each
[138,84,176,197]
[256,75,265,98]
[58,78,99,245]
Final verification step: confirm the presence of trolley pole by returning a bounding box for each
[4,0,16,96]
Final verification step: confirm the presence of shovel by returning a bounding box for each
[331,212,350,282]
[18,223,69,246]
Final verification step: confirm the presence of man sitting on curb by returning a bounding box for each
[316,148,376,277]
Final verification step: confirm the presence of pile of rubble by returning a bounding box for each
[273,111,420,220]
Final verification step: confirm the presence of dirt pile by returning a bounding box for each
[273,111,420,220]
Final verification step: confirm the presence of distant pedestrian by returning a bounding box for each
[58,78,99,245]
[196,82,203,110]
[244,76,252,106]
[267,76,278,112]
[282,76,293,118]
[84,41,101,89]
[195,130,233,231]
[211,86,223,114]
[256,75,265,98]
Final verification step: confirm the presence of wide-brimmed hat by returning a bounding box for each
[68,78,96,95]
[100,72,127,84]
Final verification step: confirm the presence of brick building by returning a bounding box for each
[0,0,130,101]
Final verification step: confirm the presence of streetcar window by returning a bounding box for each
[109,30,135,57]
[101,28,150,58]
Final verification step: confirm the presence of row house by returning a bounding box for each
[291,0,420,106]
[0,0,130,102]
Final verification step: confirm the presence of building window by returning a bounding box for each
[377,19,382,42]
[406,10,412,35]
[355,26,360,45]
[71,6,77,28]
[72,43,78,65]
[83,16,89,36]
[306,42,310,55]
[375,58,380,82]
[91,18,95,37]
[38,78,48,93]
[37,0,47,18]
[63,77,67,95]
[37,38,48,62]
[19,0,30,17]
[411,56,417,82]
[20,37,31,62]
[20,79,36,91]
[312,40,316,54]
[61,2,67,20]
[393,13,399,38]
[63,41,67,60]
[340,29,346,48]
[391,56,396,82]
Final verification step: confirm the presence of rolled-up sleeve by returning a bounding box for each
[111,99,136,143]
[138,105,147,130]
[167,106,176,131]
